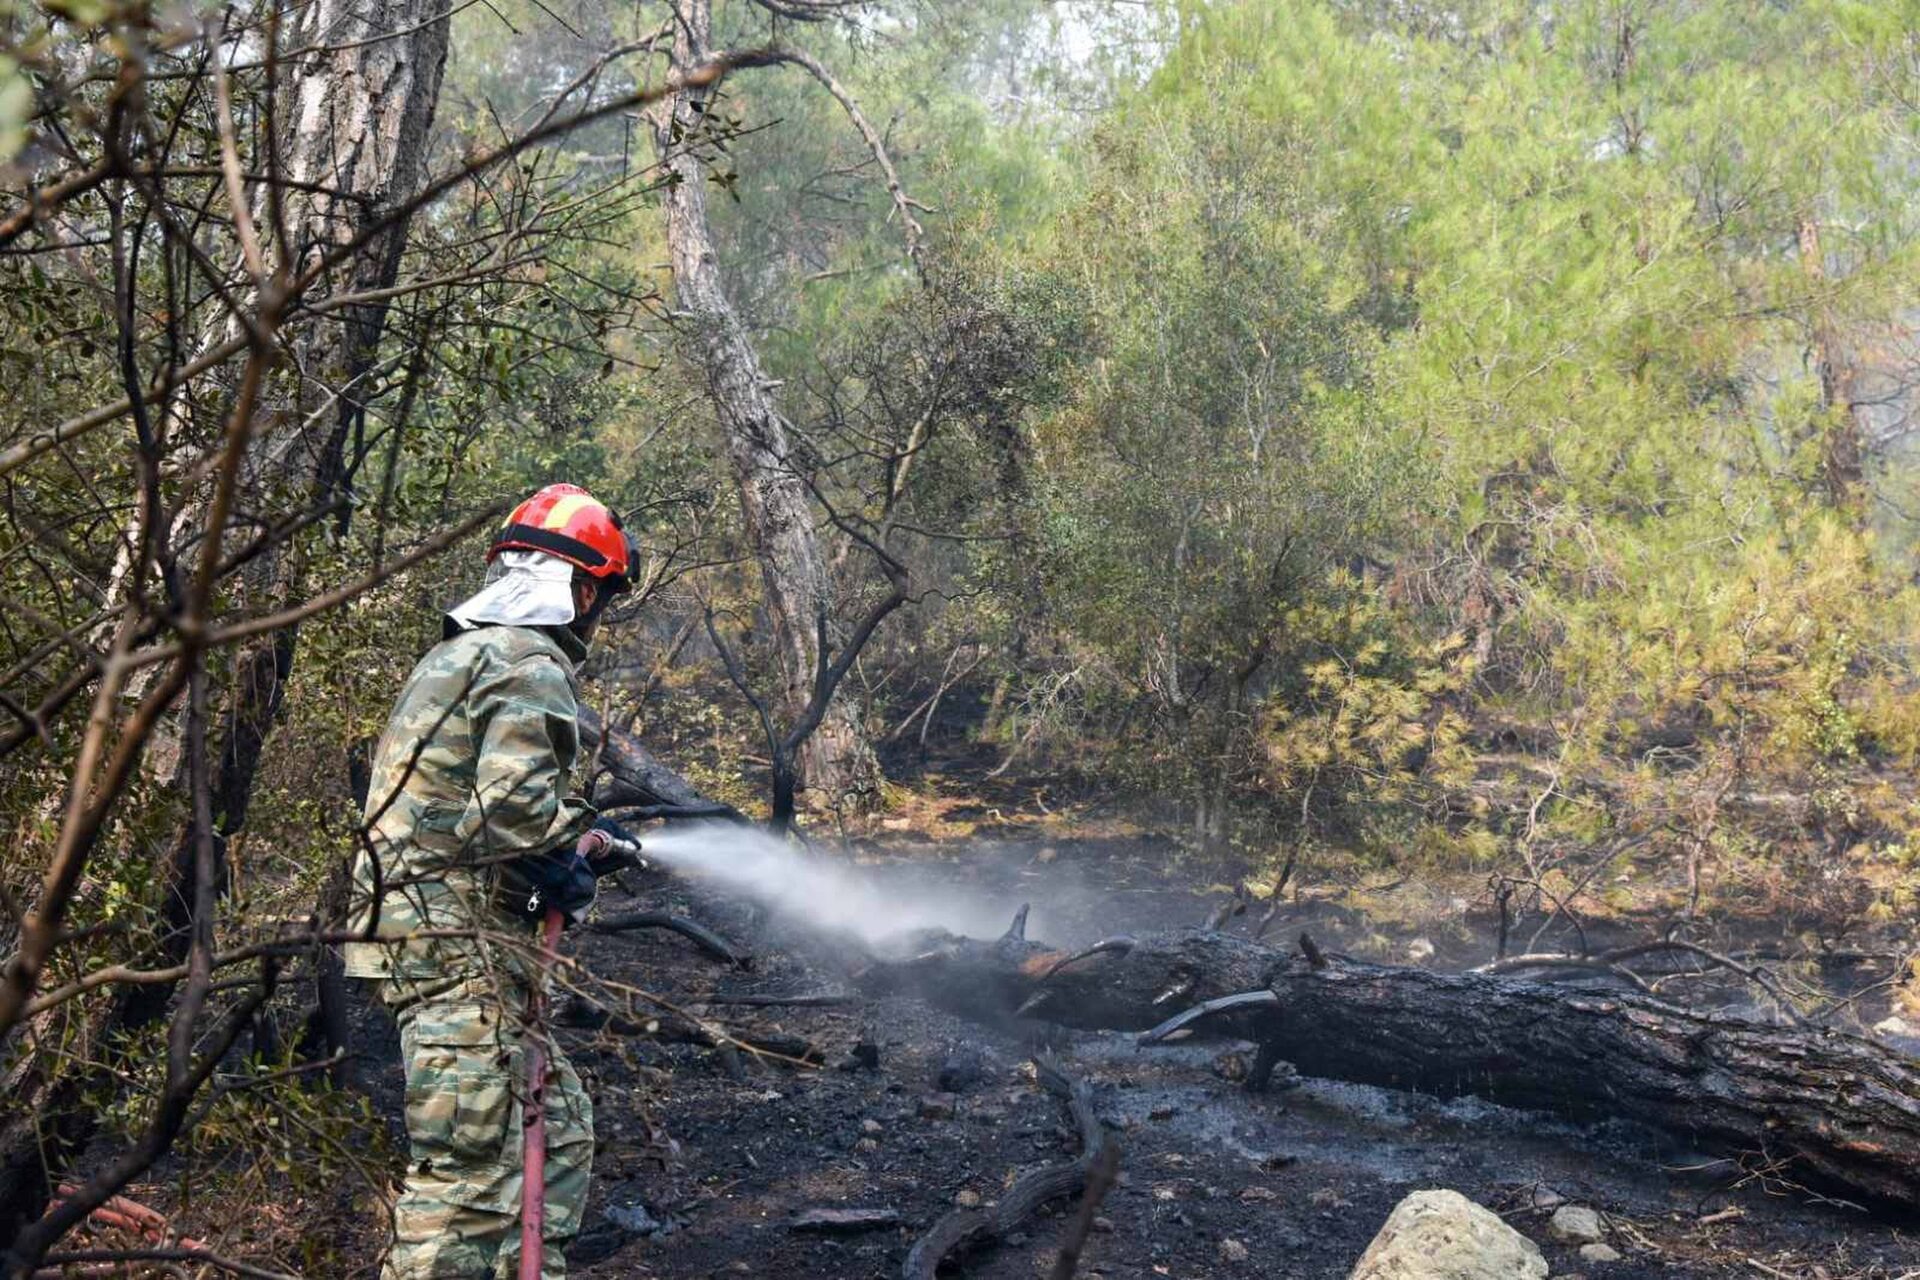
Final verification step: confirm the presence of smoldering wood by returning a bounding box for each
[858,925,1920,1214]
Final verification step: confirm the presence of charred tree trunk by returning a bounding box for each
[579,704,747,823]
[648,5,882,816]
[859,925,1920,1214]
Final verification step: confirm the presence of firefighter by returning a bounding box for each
[345,484,639,1279]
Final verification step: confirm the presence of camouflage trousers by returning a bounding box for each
[379,973,593,1279]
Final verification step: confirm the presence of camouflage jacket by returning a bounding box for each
[342,622,595,981]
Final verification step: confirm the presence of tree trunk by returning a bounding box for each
[1798,216,1866,515]
[579,704,748,823]
[858,924,1920,1214]
[648,4,882,815]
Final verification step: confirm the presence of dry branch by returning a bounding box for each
[590,912,748,967]
[901,1056,1116,1280]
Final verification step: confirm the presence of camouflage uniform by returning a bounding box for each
[345,622,597,1279]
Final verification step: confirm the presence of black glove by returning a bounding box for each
[505,845,597,927]
[584,816,645,875]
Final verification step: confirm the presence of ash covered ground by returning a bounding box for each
[339,832,1920,1280]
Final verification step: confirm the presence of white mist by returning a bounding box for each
[638,824,1031,945]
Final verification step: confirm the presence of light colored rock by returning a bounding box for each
[1349,1189,1548,1280]
[953,1188,981,1208]
[1406,937,1437,964]
[1874,1015,1917,1038]
[1527,1186,1566,1211]
[1547,1205,1605,1245]
[1220,1238,1250,1264]
[860,1118,884,1136]
[1579,1243,1622,1264]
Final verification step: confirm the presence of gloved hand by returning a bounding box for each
[581,816,645,875]
[506,844,597,927]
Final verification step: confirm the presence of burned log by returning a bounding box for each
[858,926,1920,1214]
[865,921,1281,1034]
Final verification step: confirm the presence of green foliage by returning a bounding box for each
[888,0,1920,873]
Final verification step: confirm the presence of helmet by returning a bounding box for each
[491,484,634,589]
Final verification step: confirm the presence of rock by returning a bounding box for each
[567,1222,631,1266]
[1547,1205,1605,1245]
[1349,1189,1548,1280]
[1220,1238,1250,1264]
[1092,1216,1113,1233]
[1239,1186,1278,1202]
[604,1202,665,1235]
[838,1036,881,1072]
[1874,1015,1917,1038]
[789,1207,902,1234]
[1406,937,1437,964]
[1527,1185,1566,1211]
[1310,1187,1348,1210]
[938,1045,989,1093]
[953,1188,981,1208]
[853,1138,879,1154]
[1579,1243,1622,1264]
[1212,1047,1251,1082]
[920,1092,957,1120]
[860,1118,884,1136]
[1148,1102,1179,1121]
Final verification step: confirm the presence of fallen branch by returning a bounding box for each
[1047,1138,1121,1280]
[556,996,817,1065]
[697,990,854,1008]
[1478,939,1810,1025]
[590,912,749,967]
[901,1055,1115,1280]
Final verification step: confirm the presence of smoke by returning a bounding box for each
[638,824,1035,946]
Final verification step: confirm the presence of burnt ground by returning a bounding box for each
[469,831,1920,1280]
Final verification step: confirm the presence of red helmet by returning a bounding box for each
[491,484,633,587]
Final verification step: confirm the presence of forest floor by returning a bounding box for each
[65,756,1920,1279]
[537,753,1920,1280]
[538,837,1919,1280]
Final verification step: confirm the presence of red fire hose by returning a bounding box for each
[519,904,565,1280]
